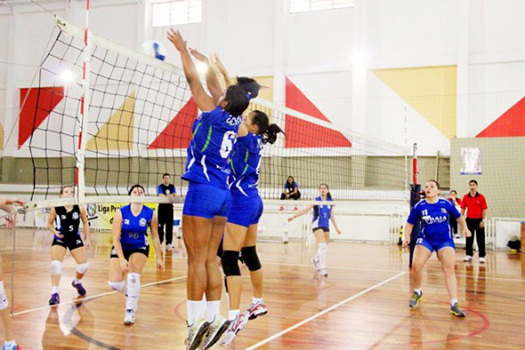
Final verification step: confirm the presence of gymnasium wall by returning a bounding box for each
[450,137,525,220]
[0,0,524,187]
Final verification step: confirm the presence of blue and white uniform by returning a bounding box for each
[111,204,154,260]
[407,198,461,252]
[312,196,333,232]
[227,133,264,228]
[182,107,241,218]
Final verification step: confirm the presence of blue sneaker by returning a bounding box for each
[49,293,60,306]
[72,280,87,296]
[2,344,19,350]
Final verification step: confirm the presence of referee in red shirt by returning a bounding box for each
[461,180,488,263]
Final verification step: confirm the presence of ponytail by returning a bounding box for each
[251,110,285,144]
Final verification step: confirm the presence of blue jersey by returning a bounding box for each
[182,107,241,189]
[119,205,154,248]
[407,199,461,241]
[312,196,333,229]
[229,133,264,196]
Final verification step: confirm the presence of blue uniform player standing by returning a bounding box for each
[220,111,284,346]
[108,185,164,326]
[289,184,342,277]
[404,180,471,317]
[167,28,262,350]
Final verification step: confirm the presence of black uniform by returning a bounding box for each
[53,205,84,250]
[157,183,175,245]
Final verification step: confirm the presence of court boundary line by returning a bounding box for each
[245,271,407,350]
[263,261,525,282]
[13,275,187,316]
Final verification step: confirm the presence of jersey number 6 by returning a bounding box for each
[220,131,237,159]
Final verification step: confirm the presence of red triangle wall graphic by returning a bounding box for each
[285,78,351,148]
[19,87,64,149]
[477,96,525,137]
[148,98,198,149]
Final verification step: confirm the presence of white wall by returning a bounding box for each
[2,0,525,158]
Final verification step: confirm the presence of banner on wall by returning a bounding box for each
[460,147,482,175]
[87,203,158,230]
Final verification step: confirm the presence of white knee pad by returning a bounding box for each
[0,281,8,310]
[51,260,62,276]
[108,281,127,294]
[319,243,328,253]
[76,262,89,274]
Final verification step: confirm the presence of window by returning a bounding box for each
[289,0,354,14]
[152,0,202,27]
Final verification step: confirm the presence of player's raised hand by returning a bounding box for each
[167,29,187,52]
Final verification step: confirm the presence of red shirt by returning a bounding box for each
[461,192,488,219]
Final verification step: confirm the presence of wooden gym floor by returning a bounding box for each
[0,228,523,349]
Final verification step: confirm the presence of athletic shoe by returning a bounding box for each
[463,255,473,262]
[219,312,249,346]
[123,309,135,325]
[479,257,485,263]
[72,280,87,296]
[450,303,466,317]
[247,301,268,320]
[320,268,328,277]
[2,344,19,350]
[409,291,423,308]
[166,243,173,252]
[48,293,60,306]
[186,318,209,350]
[312,257,321,271]
[201,314,230,350]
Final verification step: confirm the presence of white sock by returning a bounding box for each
[197,297,206,319]
[451,298,458,306]
[318,243,328,269]
[51,286,59,294]
[3,340,16,349]
[206,300,221,323]
[414,289,422,295]
[125,273,140,311]
[187,300,201,326]
[252,297,263,304]
[228,309,240,321]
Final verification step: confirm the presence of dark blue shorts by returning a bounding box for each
[227,192,263,228]
[183,181,232,219]
[416,237,455,253]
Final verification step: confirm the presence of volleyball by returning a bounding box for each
[140,40,166,61]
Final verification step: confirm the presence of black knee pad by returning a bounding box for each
[221,250,241,276]
[241,246,261,272]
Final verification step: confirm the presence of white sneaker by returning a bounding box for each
[219,312,249,346]
[479,257,485,263]
[201,314,230,350]
[320,268,328,277]
[186,317,210,350]
[312,257,321,271]
[463,256,473,262]
[123,309,135,325]
[166,243,173,252]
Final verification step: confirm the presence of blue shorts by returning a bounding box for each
[183,181,232,219]
[416,236,455,253]
[227,192,263,228]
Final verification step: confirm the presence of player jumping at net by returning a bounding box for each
[288,183,342,276]
[0,197,24,350]
[404,180,471,317]
[46,185,91,306]
[219,111,284,346]
[108,184,164,325]
[167,29,261,350]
